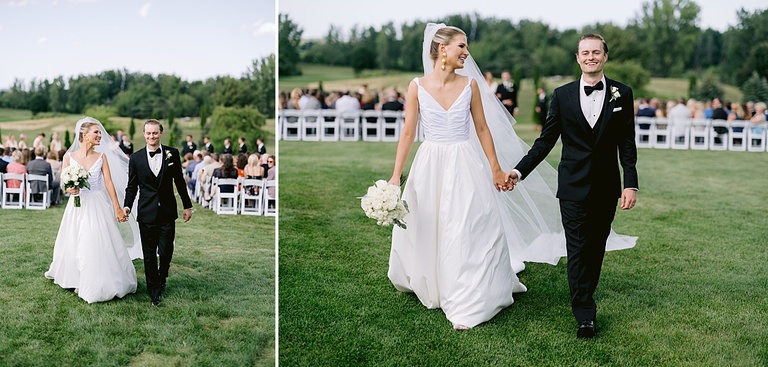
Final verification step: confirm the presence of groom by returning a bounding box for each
[124,119,193,306]
[508,34,638,338]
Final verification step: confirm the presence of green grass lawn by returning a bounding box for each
[0,199,275,366]
[278,125,768,366]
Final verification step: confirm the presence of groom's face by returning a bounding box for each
[144,124,162,148]
[576,39,607,76]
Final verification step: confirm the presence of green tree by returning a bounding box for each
[208,106,266,153]
[721,8,768,84]
[691,71,724,101]
[635,0,700,76]
[279,13,303,76]
[129,117,136,140]
[84,105,118,134]
[741,72,768,103]
[249,54,276,118]
[604,60,651,96]
[29,94,50,116]
[64,130,71,148]
[200,104,208,130]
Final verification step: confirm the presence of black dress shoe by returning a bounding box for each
[151,297,161,306]
[577,320,596,338]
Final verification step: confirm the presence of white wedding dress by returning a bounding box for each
[45,154,139,303]
[388,77,527,328]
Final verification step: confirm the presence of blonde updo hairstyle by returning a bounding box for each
[429,26,466,66]
[78,121,99,143]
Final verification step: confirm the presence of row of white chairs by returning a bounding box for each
[636,117,767,151]
[193,175,276,216]
[0,172,52,210]
[278,109,414,142]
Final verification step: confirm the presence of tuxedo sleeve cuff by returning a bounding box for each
[626,188,638,191]
[512,169,523,181]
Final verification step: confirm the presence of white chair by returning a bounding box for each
[240,178,264,215]
[301,110,321,141]
[25,173,49,210]
[728,120,748,151]
[339,111,360,141]
[635,117,654,148]
[709,119,728,151]
[651,117,671,149]
[747,123,767,152]
[1,173,25,209]
[320,110,340,141]
[690,118,710,150]
[281,110,302,141]
[669,117,690,150]
[213,177,240,215]
[381,111,402,142]
[361,110,382,142]
[264,180,276,217]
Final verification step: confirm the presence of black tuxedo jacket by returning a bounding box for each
[257,144,266,155]
[182,141,197,155]
[124,145,193,223]
[515,77,638,201]
[239,143,248,154]
[223,145,233,154]
[205,143,214,153]
[496,82,518,113]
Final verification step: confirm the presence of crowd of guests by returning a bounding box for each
[279,84,405,114]
[1,131,276,210]
[634,97,768,143]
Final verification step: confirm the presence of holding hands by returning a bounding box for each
[115,207,128,222]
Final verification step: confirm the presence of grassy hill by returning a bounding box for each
[279,64,744,125]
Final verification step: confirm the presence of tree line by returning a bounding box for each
[0,55,275,151]
[0,55,275,120]
[280,0,768,101]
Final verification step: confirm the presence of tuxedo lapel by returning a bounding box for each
[156,145,169,185]
[595,78,617,144]
[566,81,594,135]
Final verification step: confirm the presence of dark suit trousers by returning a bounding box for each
[138,221,175,298]
[560,195,617,323]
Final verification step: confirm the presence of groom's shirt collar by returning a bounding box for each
[579,76,607,128]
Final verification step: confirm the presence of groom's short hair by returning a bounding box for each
[577,33,608,54]
[144,119,164,132]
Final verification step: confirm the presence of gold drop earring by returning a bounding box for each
[441,52,447,71]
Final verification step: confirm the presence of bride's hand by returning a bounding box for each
[388,176,400,187]
[66,187,80,195]
[493,170,508,192]
[114,207,126,222]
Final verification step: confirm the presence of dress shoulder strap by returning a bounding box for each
[413,77,421,86]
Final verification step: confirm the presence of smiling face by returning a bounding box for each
[442,35,469,70]
[143,122,163,149]
[82,125,102,146]
[576,38,608,77]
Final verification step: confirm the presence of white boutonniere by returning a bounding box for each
[165,151,172,161]
[609,86,620,102]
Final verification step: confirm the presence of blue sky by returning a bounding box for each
[280,0,765,39]
[1,0,276,89]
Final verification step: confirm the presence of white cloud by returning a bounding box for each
[51,0,58,5]
[8,0,33,7]
[71,40,81,47]
[38,36,47,44]
[138,2,151,17]
[246,21,276,37]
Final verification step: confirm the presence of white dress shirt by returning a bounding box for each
[580,77,607,128]
[147,146,163,176]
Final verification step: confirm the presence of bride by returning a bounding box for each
[45,117,142,304]
[387,24,636,329]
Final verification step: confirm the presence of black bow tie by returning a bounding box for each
[584,81,604,96]
[149,148,161,157]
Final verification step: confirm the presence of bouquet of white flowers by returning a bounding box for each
[360,180,409,229]
[61,164,90,207]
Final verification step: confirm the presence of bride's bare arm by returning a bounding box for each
[101,155,125,220]
[469,79,506,191]
[389,80,419,186]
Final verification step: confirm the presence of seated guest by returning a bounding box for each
[266,155,276,207]
[27,146,58,206]
[46,150,62,205]
[668,98,692,143]
[212,154,238,194]
[244,154,264,179]
[381,90,404,111]
[236,153,248,177]
[0,148,7,173]
[5,150,27,200]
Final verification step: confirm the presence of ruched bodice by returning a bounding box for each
[415,77,472,144]
[69,154,103,193]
